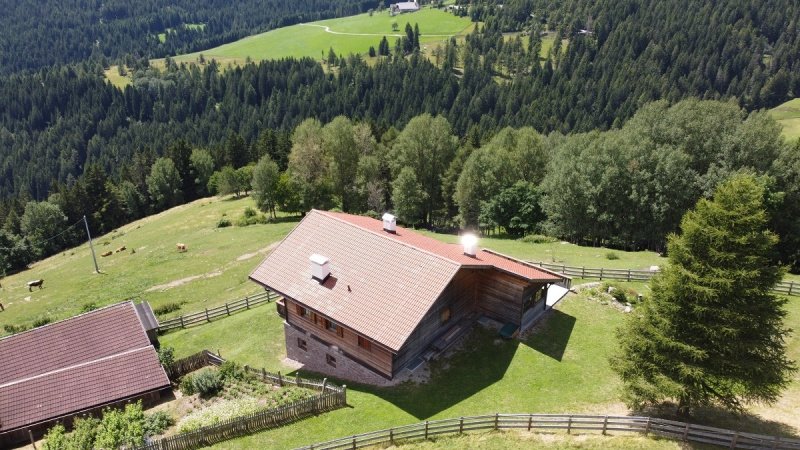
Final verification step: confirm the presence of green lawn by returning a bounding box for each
[769,98,800,142]
[419,230,667,270]
[158,8,473,67]
[0,196,298,333]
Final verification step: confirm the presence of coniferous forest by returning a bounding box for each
[2,0,800,275]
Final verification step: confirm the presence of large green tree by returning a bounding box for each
[612,174,796,415]
[288,118,334,211]
[146,157,183,211]
[391,114,457,224]
[251,155,281,218]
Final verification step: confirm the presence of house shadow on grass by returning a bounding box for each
[286,326,519,420]
[521,309,576,362]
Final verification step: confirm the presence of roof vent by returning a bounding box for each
[382,213,397,233]
[310,254,330,282]
[461,233,478,257]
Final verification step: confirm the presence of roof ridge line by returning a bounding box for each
[0,300,134,343]
[0,346,152,389]
[315,210,462,268]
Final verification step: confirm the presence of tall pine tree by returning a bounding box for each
[612,174,796,415]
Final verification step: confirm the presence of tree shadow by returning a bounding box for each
[286,327,518,419]
[520,309,576,362]
[636,403,800,438]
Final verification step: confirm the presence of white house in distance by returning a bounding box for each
[390,0,420,15]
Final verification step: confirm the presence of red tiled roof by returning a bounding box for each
[250,211,563,351]
[323,211,563,282]
[0,302,170,432]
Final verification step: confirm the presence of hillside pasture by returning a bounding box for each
[157,9,473,67]
[0,196,297,333]
[770,98,800,142]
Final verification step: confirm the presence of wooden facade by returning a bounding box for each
[282,267,553,379]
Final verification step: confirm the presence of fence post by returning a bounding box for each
[528,414,533,431]
[682,423,690,441]
[582,267,586,278]
[772,436,781,450]
[600,268,604,280]
[790,281,795,296]
[424,420,429,439]
[390,428,394,445]
[495,412,499,430]
[645,417,651,435]
[245,296,250,309]
[342,385,347,404]
[602,416,608,435]
[205,308,210,322]
[567,415,572,434]
[627,269,631,281]
[352,437,356,449]
[277,370,283,386]
[225,303,230,316]
[322,378,328,393]
[459,417,464,434]
[180,316,185,328]
[730,432,739,449]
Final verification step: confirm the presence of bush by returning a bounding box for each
[611,289,628,304]
[216,217,232,228]
[153,302,182,316]
[41,424,68,450]
[157,346,175,368]
[81,302,99,313]
[3,323,29,334]
[243,206,257,218]
[32,316,52,328]
[235,212,268,227]
[192,368,224,396]
[179,374,196,396]
[94,402,146,449]
[143,411,174,437]
[70,417,100,449]
[520,234,558,244]
[605,251,620,260]
[218,360,245,381]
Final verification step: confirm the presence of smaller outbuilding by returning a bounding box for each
[0,301,170,447]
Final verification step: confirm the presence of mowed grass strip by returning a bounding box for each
[0,196,297,332]
[162,9,473,66]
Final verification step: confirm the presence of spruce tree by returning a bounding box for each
[612,174,796,415]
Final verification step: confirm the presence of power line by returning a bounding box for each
[0,217,85,251]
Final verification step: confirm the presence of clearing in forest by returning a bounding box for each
[154,8,473,68]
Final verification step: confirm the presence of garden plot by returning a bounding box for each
[153,362,317,436]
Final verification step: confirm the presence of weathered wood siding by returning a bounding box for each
[285,299,393,377]
[475,270,530,324]
[393,270,478,372]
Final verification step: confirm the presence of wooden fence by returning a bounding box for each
[529,261,800,296]
[157,291,276,333]
[142,351,347,450]
[296,413,800,450]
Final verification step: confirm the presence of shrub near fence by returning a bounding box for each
[296,413,800,450]
[157,291,276,333]
[530,262,800,296]
[145,350,347,450]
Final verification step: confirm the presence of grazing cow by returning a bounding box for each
[27,279,44,291]
[176,243,187,252]
[115,246,126,253]
[101,251,113,257]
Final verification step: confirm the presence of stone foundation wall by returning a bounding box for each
[284,322,394,386]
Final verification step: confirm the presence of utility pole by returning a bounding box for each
[83,215,99,273]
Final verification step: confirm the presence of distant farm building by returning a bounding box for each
[250,210,569,385]
[0,302,168,447]
[391,0,420,15]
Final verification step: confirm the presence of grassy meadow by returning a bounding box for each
[0,196,298,333]
[770,98,800,142]
[155,8,473,68]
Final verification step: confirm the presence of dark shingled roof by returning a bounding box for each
[0,302,170,433]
